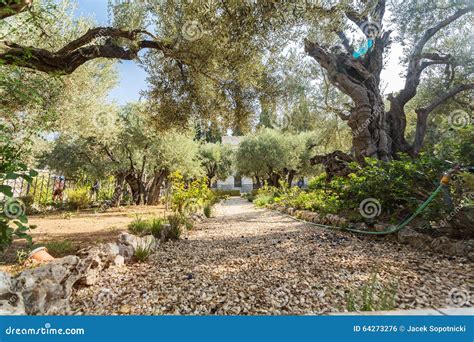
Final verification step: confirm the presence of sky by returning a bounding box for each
[73,0,406,106]
[74,0,148,105]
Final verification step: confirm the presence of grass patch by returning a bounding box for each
[166,214,183,240]
[345,273,398,312]
[128,216,166,237]
[149,218,165,238]
[134,242,153,262]
[42,240,76,257]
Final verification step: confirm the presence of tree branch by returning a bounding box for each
[394,6,473,106]
[0,26,173,74]
[413,82,474,154]
[0,0,32,19]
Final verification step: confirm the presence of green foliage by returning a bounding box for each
[43,240,76,258]
[134,242,153,262]
[199,143,234,184]
[255,155,450,222]
[170,171,212,215]
[166,214,183,241]
[16,249,29,265]
[149,218,165,238]
[203,202,212,218]
[345,273,398,312]
[128,216,151,236]
[65,186,91,210]
[236,129,319,186]
[128,216,166,238]
[212,189,240,197]
[0,125,37,251]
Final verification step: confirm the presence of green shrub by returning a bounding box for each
[166,214,183,240]
[43,240,76,257]
[212,189,241,197]
[170,172,213,215]
[149,218,165,238]
[134,242,153,262]
[65,186,91,209]
[345,273,398,312]
[129,216,169,238]
[203,202,212,218]
[128,216,150,236]
[257,155,450,222]
[254,193,275,207]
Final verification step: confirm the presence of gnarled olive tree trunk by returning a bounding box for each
[305,2,473,162]
[146,169,169,205]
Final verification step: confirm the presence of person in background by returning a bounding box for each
[52,176,65,202]
[90,179,101,202]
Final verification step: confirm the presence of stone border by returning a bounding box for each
[266,204,473,261]
[0,232,157,315]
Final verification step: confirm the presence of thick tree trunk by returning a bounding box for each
[287,170,296,186]
[305,33,392,163]
[254,176,262,189]
[310,151,355,182]
[110,173,126,207]
[348,91,390,163]
[125,173,146,205]
[147,169,169,205]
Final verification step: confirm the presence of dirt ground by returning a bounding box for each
[1,205,168,267]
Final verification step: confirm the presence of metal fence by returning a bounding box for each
[0,170,115,205]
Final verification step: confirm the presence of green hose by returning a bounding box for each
[276,184,444,235]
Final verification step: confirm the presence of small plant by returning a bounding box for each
[61,212,73,220]
[128,216,149,236]
[16,248,29,264]
[134,242,153,262]
[203,202,212,218]
[149,218,165,238]
[43,240,76,257]
[345,273,398,312]
[166,214,183,240]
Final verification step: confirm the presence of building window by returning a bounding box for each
[234,174,242,188]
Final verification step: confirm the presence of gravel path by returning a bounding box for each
[72,198,472,315]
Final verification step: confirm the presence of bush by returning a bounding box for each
[149,218,165,238]
[203,202,212,218]
[255,155,450,223]
[166,214,183,240]
[254,193,275,207]
[128,216,166,238]
[128,216,150,236]
[170,172,213,215]
[212,189,240,197]
[65,186,91,209]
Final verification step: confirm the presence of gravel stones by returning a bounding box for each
[71,198,472,315]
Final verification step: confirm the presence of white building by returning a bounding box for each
[216,136,254,193]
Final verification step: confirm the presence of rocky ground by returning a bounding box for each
[71,198,472,315]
